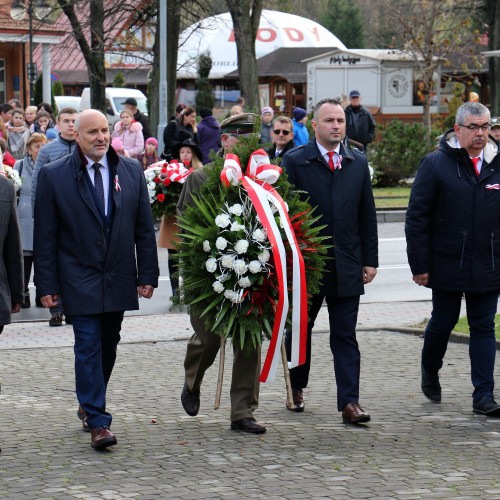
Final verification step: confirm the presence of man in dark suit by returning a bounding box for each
[406,102,500,416]
[265,115,295,160]
[0,171,23,334]
[281,98,378,424]
[34,109,159,450]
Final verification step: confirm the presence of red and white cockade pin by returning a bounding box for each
[114,175,121,192]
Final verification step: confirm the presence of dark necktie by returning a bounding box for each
[327,151,335,170]
[470,157,480,177]
[93,163,105,213]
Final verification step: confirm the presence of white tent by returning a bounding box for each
[177,10,346,79]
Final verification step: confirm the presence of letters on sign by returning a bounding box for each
[228,26,321,43]
[329,56,361,65]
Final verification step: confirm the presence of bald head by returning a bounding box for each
[74,109,110,161]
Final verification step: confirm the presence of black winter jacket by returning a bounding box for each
[405,130,500,292]
[344,105,376,148]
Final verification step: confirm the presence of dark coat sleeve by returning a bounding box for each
[405,156,437,276]
[2,178,24,307]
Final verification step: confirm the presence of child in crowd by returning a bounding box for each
[111,137,131,157]
[30,110,54,135]
[7,109,30,160]
[137,137,160,170]
[45,128,59,142]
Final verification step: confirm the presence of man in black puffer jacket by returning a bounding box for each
[406,102,500,416]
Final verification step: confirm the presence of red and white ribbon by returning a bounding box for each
[220,149,307,383]
[486,184,500,190]
[145,160,192,184]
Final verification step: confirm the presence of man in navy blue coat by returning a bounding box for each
[281,98,378,424]
[406,102,500,416]
[34,109,159,450]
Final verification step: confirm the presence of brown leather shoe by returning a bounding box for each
[230,418,266,434]
[91,426,117,450]
[76,405,90,432]
[286,389,305,412]
[342,402,371,424]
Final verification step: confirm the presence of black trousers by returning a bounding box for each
[285,294,361,411]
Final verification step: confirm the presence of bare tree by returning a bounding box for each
[226,0,264,111]
[485,0,500,115]
[382,0,482,144]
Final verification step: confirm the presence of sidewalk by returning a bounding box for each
[2,301,500,499]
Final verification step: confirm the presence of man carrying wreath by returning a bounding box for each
[177,113,267,434]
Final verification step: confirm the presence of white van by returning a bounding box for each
[54,95,81,116]
[79,87,148,127]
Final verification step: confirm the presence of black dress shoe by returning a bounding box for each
[231,418,266,434]
[421,364,441,403]
[473,398,500,416]
[286,389,305,412]
[91,426,117,450]
[181,382,200,416]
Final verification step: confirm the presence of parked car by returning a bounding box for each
[80,87,148,127]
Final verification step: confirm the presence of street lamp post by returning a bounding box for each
[10,0,52,105]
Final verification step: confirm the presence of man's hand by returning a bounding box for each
[137,285,154,299]
[363,266,377,284]
[413,273,429,286]
[40,294,59,308]
[11,303,21,313]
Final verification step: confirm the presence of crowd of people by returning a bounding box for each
[1,92,500,452]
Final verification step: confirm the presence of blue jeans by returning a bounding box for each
[72,312,124,429]
[422,289,498,403]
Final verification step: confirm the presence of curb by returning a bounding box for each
[376,210,406,223]
[314,325,500,349]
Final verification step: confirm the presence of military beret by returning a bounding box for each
[220,112,259,135]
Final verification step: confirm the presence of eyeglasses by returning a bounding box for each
[273,129,291,135]
[458,123,492,132]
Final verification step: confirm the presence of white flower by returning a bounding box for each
[238,276,251,288]
[228,203,243,216]
[233,259,248,275]
[230,221,245,232]
[248,260,262,274]
[252,228,267,242]
[205,257,217,273]
[224,289,244,303]
[215,213,231,228]
[258,249,271,264]
[203,240,211,252]
[212,280,225,293]
[221,254,235,269]
[234,239,249,254]
[216,237,228,250]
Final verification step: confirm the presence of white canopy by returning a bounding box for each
[177,10,346,79]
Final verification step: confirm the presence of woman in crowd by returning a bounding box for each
[111,109,144,158]
[14,132,48,307]
[162,107,198,161]
[24,106,37,128]
[137,137,160,170]
[158,138,203,298]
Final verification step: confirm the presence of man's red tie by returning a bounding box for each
[327,151,335,170]
[471,157,480,176]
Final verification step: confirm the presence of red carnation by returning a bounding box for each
[157,193,165,203]
[154,176,161,183]
[163,178,171,186]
